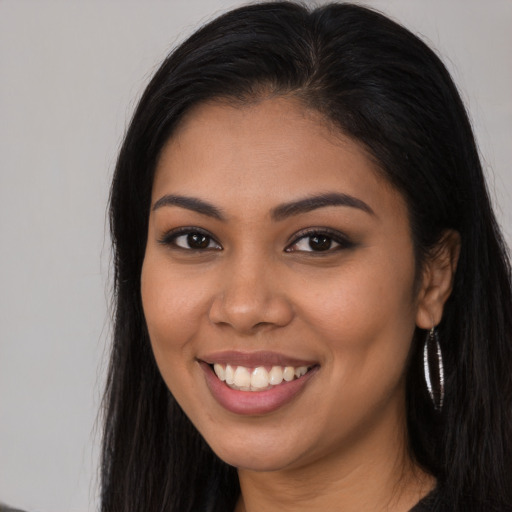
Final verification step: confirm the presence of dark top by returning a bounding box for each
[0,494,463,512]
[0,495,442,512]
[410,489,438,511]
[0,505,26,512]
[409,488,512,512]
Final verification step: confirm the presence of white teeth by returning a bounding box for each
[269,366,284,385]
[251,367,269,389]
[233,366,251,388]
[295,366,308,378]
[225,364,235,385]
[213,363,225,381]
[283,366,295,382]
[212,363,312,391]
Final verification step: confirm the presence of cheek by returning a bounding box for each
[140,254,209,370]
[294,249,417,367]
[291,254,417,438]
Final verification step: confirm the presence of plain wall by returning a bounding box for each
[0,1,510,511]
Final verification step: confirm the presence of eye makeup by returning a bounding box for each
[285,227,356,254]
[158,226,222,251]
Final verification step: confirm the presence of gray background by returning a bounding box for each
[0,1,510,511]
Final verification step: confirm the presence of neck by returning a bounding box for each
[234,409,435,512]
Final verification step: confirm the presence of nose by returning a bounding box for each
[208,256,294,334]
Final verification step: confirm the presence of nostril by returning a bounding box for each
[208,291,294,333]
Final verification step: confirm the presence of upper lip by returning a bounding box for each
[199,350,317,368]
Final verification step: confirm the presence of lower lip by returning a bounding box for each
[200,362,318,415]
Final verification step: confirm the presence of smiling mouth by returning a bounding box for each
[211,363,314,391]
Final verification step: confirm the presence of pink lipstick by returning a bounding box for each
[198,351,319,415]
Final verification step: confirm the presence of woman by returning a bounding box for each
[102,2,512,511]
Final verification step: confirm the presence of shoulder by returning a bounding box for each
[0,504,27,512]
[409,490,512,512]
[409,489,437,512]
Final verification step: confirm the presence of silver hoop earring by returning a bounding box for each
[423,326,445,412]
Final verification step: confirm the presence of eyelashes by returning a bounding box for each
[158,226,355,254]
[285,227,355,253]
[158,227,222,251]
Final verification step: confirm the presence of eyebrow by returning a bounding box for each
[271,192,375,220]
[152,191,374,221]
[152,194,225,220]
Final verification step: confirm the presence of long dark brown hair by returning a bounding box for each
[103,3,512,511]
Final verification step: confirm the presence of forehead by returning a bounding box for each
[152,97,402,218]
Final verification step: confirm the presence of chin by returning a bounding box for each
[202,428,310,473]
[215,448,296,473]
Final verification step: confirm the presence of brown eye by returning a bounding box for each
[288,233,340,252]
[308,234,333,251]
[160,229,222,251]
[186,232,211,249]
[285,229,354,254]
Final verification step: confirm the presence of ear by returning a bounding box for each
[416,229,461,329]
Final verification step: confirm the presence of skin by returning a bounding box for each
[141,97,459,512]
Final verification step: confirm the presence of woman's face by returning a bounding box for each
[141,97,423,472]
